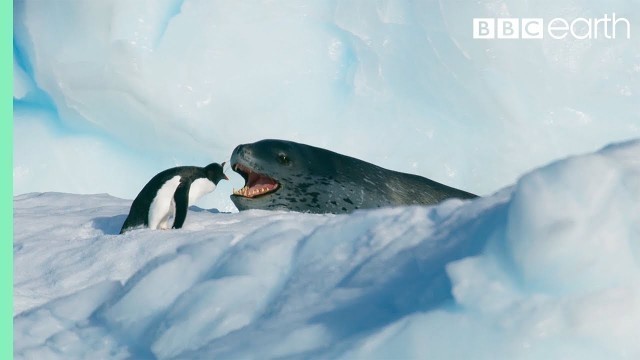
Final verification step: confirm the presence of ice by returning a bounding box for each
[13,1,640,210]
[505,146,640,294]
[14,281,128,359]
[13,140,640,359]
[13,53,33,100]
[12,0,640,358]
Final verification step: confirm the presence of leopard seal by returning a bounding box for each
[230,139,477,214]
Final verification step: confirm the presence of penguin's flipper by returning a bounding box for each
[173,182,191,229]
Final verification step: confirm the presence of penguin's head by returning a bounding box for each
[204,162,229,184]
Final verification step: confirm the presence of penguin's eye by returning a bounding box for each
[277,153,290,165]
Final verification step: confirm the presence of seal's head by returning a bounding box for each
[230,139,335,211]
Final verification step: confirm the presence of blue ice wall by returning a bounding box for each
[13,0,640,210]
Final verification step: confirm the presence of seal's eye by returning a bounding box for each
[277,153,290,165]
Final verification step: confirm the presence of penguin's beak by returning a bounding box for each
[223,174,229,180]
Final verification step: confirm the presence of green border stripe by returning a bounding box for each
[2,0,14,358]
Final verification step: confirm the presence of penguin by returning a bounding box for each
[120,162,228,234]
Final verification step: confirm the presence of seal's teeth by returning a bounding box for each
[234,184,278,198]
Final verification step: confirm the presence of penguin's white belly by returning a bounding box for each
[188,178,216,205]
[148,176,182,230]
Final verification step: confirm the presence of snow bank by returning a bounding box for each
[13,1,640,209]
[14,140,640,359]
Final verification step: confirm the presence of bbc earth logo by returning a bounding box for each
[473,14,631,39]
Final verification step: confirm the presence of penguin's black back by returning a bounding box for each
[119,166,208,234]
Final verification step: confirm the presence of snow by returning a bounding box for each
[13,1,640,210]
[14,140,640,359]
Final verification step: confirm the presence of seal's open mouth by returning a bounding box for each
[232,163,279,198]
